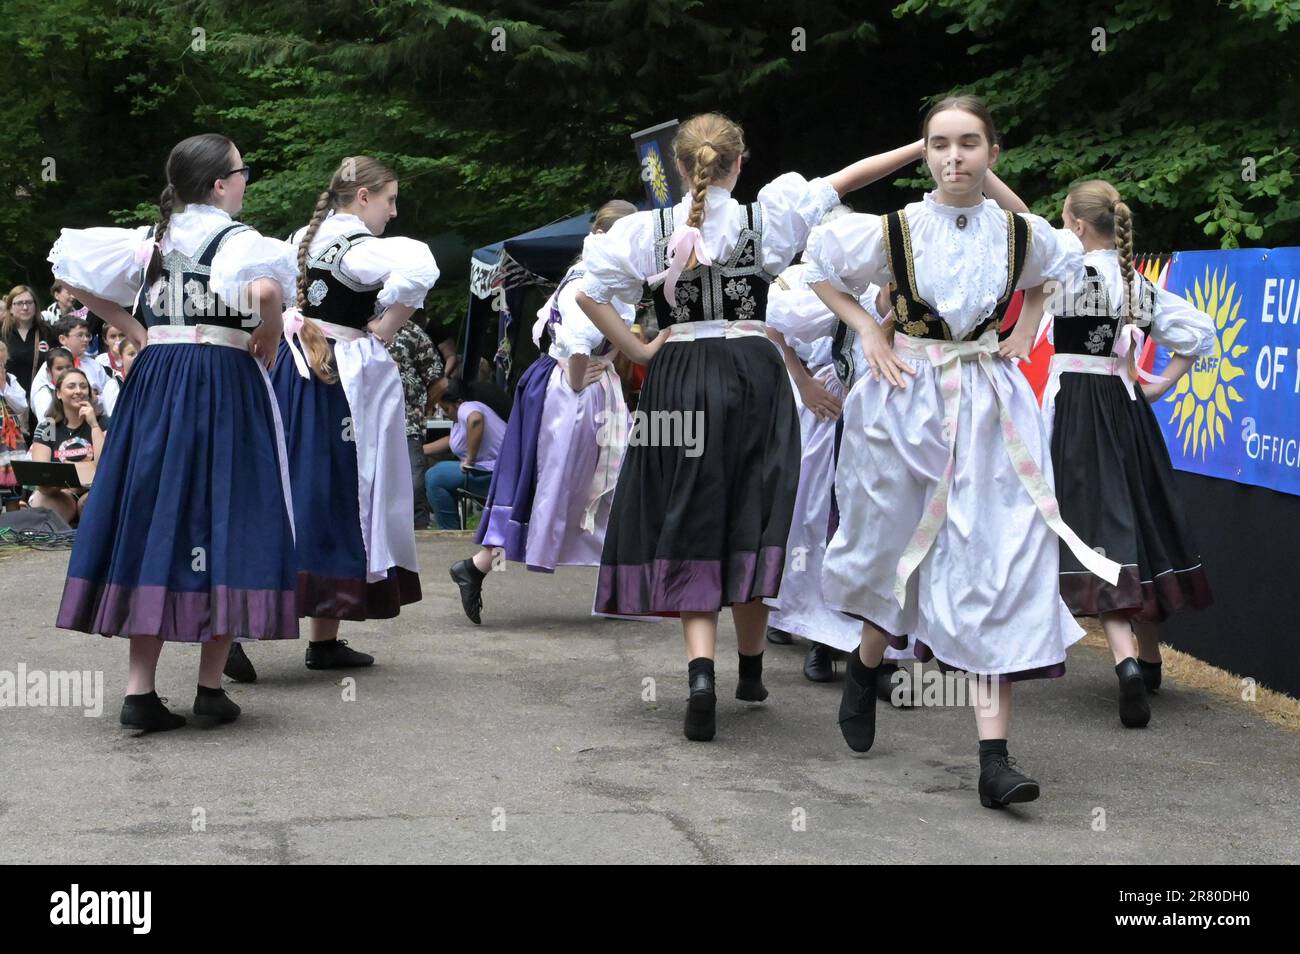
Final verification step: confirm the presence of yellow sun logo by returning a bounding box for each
[645,147,670,206]
[1165,267,1249,457]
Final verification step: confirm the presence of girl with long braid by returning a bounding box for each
[1042,179,1215,728]
[576,112,923,742]
[46,133,299,731]
[226,157,439,682]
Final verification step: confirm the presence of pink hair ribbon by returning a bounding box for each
[649,226,712,307]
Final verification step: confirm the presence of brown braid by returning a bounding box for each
[145,184,176,286]
[672,114,747,269]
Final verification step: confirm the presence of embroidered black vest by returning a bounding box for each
[649,204,772,327]
[1052,265,1157,357]
[135,223,254,330]
[301,231,383,330]
[830,318,859,388]
[882,209,1029,342]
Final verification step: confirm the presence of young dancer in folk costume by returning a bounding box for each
[225,157,439,683]
[1042,179,1214,727]
[808,95,1123,808]
[449,201,639,624]
[47,132,298,730]
[765,168,1030,694]
[576,111,925,742]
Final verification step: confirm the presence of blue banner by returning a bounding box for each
[1153,248,1300,496]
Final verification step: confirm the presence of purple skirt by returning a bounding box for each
[477,356,617,570]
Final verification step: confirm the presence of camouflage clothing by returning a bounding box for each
[386,322,444,439]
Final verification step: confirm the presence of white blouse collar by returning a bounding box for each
[326,211,373,234]
[175,203,233,221]
[921,191,997,220]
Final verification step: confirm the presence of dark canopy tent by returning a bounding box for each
[462,212,595,398]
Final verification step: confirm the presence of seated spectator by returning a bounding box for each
[423,378,506,530]
[386,309,445,530]
[31,317,109,412]
[0,339,29,498]
[29,367,107,526]
[30,347,75,423]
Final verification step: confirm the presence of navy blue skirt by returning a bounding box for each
[58,341,299,641]
[271,339,420,620]
[474,354,553,561]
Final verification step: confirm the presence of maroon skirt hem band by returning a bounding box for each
[1062,564,1213,623]
[296,567,422,621]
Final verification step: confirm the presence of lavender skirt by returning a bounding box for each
[477,356,618,570]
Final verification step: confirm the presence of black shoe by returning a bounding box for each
[838,660,878,752]
[1138,658,1162,694]
[765,625,793,646]
[449,559,484,625]
[305,638,375,670]
[978,755,1041,809]
[684,671,717,742]
[223,642,257,683]
[120,691,186,733]
[875,661,904,704]
[803,642,835,683]
[1116,658,1151,728]
[192,687,241,724]
[736,677,769,702]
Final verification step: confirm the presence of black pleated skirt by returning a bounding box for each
[595,334,801,617]
[1050,371,1213,621]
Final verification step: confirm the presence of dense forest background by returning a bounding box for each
[2,0,1296,332]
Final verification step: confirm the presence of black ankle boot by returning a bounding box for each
[877,660,915,705]
[803,642,835,683]
[1115,658,1151,728]
[120,691,186,733]
[192,686,241,724]
[223,642,257,683]
[978,751,1041,809]
[736,651,768,702]
[449,558,485,625]
[305,638,374,670]
[1138,658,1162,694]
[838,655,879,752]
[765,625,793,645]
[684,659,716,742]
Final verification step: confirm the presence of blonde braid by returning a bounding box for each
[294,189,339,384]
[1114,201,1137,325]
[672,114,746,270]
[296,190,333,312]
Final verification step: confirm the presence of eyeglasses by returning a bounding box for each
[222,166,255,183]
[11,300,35,307]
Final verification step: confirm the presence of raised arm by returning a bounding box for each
[983,170,1030,214]
[825,140,925,198]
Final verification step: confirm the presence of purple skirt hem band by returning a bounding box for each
[594,547,786,617]
[57,577,299,642]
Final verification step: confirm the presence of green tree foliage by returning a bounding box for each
[1,0,1294,305]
